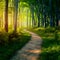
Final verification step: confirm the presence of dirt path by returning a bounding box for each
[10,31,42,60]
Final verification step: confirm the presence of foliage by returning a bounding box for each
[0,0,60,60]
[30,27,60,60]
[0,31,31,60]
[0,32,8,45]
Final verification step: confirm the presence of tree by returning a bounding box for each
[49,0,54,27]
[5,0,8,32]
[55,0,60,26]
[41,0,44,27]
[36,0,41,27]
[27,9,29,28]
[30,4,35,27]
[14,0,18,32]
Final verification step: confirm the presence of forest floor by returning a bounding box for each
[30,27,60,60]
[10,30,42,60]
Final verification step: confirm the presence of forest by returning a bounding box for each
[0,0,60,60]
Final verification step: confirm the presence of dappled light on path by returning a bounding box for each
[10,31,42,60]
[27,49,41,54]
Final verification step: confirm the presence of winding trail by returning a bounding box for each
[10,31,42,60]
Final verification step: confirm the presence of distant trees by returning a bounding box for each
[0,0,60,32]
[32,0,60,28]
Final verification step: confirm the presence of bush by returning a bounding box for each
[0,32,8,45]
[45,27,55,33]
[0,31,31,60]
[8,32,20,43]
[55,26,60,30]
[30,27,60,60]
[0,32,21,45]
[40,50,60,60]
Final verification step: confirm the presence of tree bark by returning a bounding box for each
[27,9,28,28]
[55,0,59,26]
[30,4,35,27]
[37,12,40,27]
[5,0,8,32]
[14,0,18,32]
[41,0,44,27]
[49,0,53,27]
[37,0,41,27]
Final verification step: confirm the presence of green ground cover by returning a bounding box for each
[0,31,31,60]
[30,27,60,60]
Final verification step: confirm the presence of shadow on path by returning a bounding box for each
[10,30,42,60]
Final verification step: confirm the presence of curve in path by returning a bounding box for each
[10,31,42,60]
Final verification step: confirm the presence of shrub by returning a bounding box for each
[40,50,60,60]
[8,32,21,43]
[54,30,58,41]
[45,27,55,33]
[0,32,8,45]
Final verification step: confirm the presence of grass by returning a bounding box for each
[0,31,31,60]
[29,27,60,60]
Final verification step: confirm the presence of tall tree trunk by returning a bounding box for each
[27,9,28,28]
[37,12,40,27]
[29,10,32,27]
[49,0,53,27]
[55,0,59,26]
[41,0,44,27]
[31,4,35,27]
[43,8,47,28]
[37,6,40,27]
[41,14,44,27]
[43,0,47,28]
[44,12,46,27]
[37,0,41,27]
[5,0,8,32]
[14,0,18,32]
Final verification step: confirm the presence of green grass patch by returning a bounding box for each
[29,27,60,60]
[0,31,31,60]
